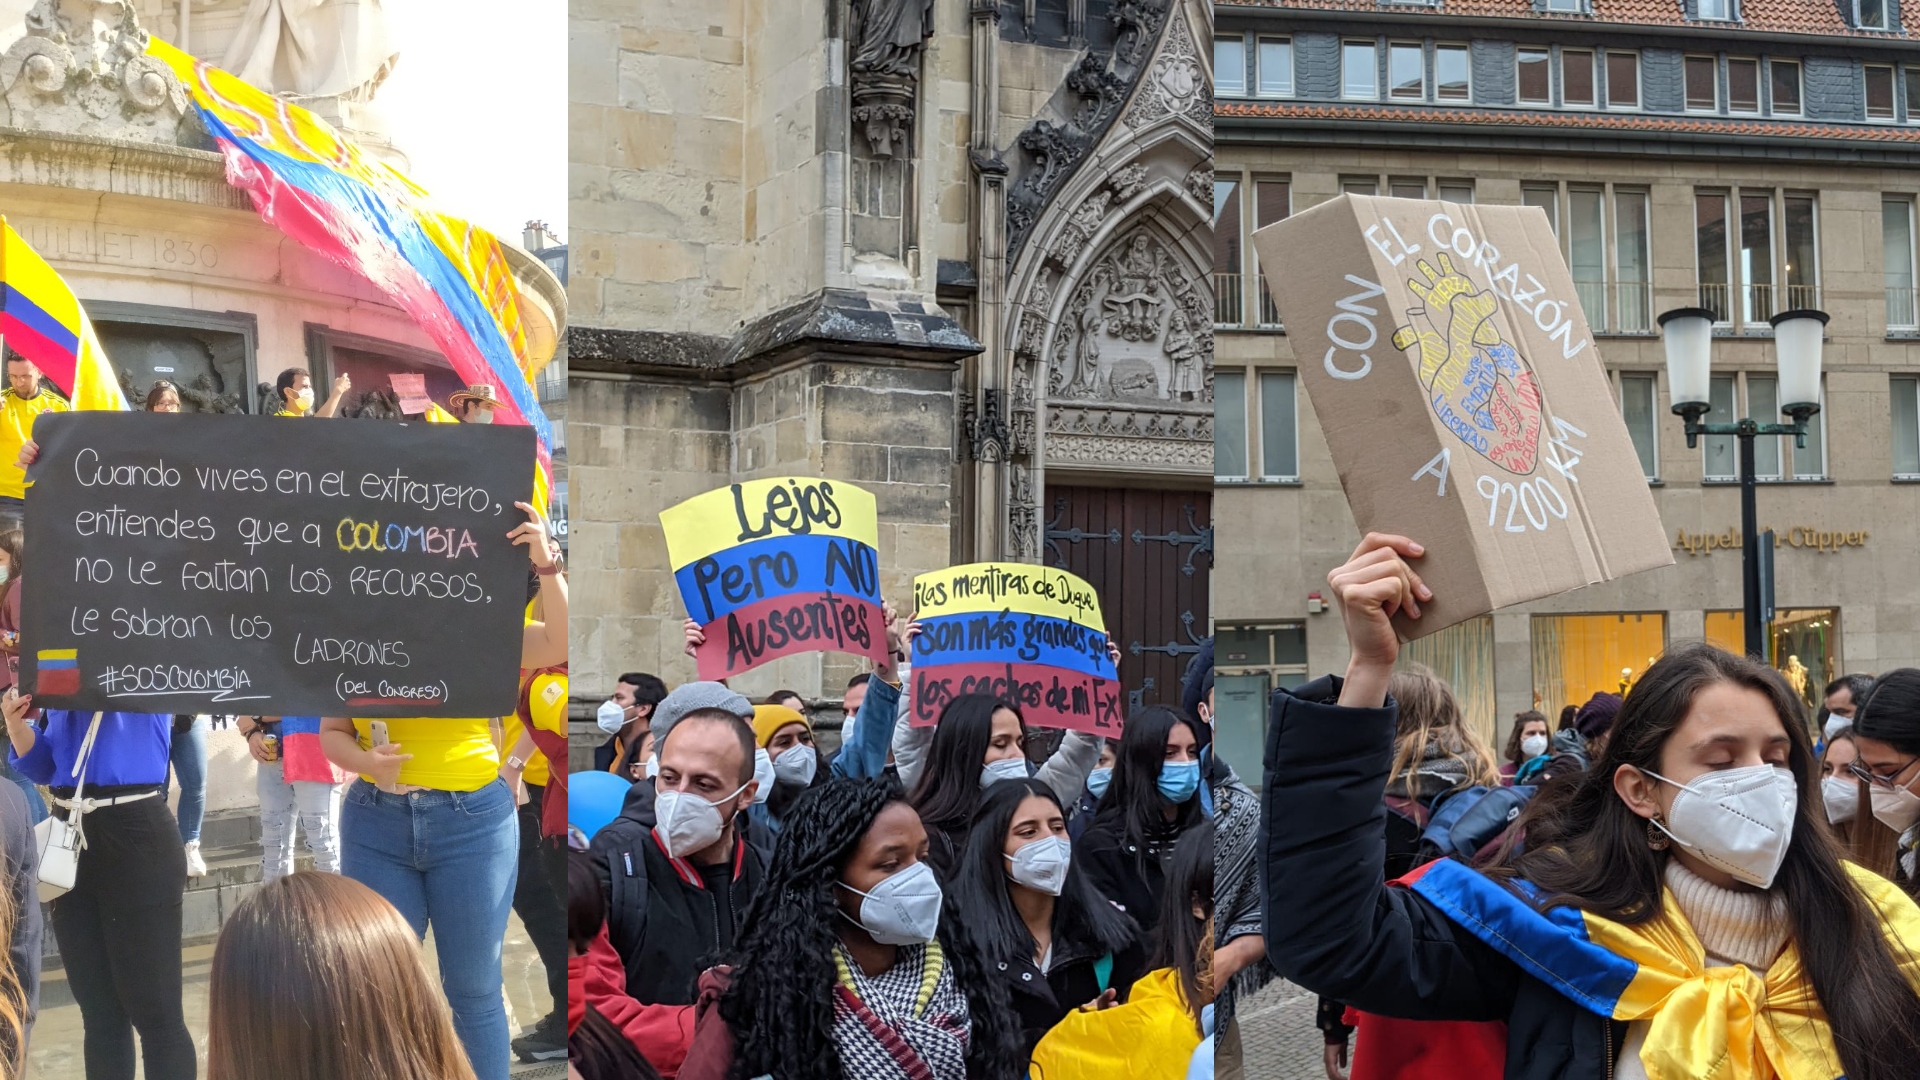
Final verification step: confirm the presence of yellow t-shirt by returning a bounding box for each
[0,389,69,499]
[351,717,499,791]
[504,670,567,786]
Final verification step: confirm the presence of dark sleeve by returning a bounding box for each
[1261,676,1519,1023]
[0,783,38,1029]
[1315,995,1353,1045]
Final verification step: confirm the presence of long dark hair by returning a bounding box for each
[1493,642,1920,1078]
[718,778,1024,1080]
[1504,710,1548,766]
[1853,669,1920,897]
[1089,705,1204,856]
[949,779,1136,970]
[908,694,1022,834]
[1148,819,1214,1030]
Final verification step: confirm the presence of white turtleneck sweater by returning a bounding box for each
[1614,859,1790,1080]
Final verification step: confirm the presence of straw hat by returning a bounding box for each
[448,384,500,408]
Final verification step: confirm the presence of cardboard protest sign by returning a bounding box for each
[389,372,432,415]
[661,478,887,679]
[908,562,1121,735]
[1252,196,1672,639]
[20,412,535,715]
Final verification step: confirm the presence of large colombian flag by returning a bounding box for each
[0,220,130,412]
[142,37,553,507]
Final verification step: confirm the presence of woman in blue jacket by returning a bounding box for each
[1261,534,1920,1080]
[2,691,193,1078]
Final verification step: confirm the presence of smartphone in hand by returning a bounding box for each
[368,720,397,794]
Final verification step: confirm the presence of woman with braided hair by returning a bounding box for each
[678,777,1024,1080]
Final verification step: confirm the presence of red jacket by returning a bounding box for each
[569,924,697,1077]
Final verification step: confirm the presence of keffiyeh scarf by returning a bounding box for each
[830,941,970,1080]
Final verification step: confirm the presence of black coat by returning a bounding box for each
[1073,819,1175,937]
[996,919,1147,1059]
[1263,676,1626,1080]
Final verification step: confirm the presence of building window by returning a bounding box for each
[1728,57,1760,113]
[1907,66,1920,122]
[1260,372,1299,480]
[1544,0,1585,11]
[1562,48,1595,106]
[1342,176,1380,196]
[1705,610,1840,710]
[1517,47,1551,104]
[1215,34,1247,97]
[1569,187,1607,328]
[1257,37,1293,97]
[1437,180,1475,203]
[1390,177,1427,199]
[1215,624,1308,784]
[1698,0,1733,19]
[1620,373,1659,479]
[1606,50,1640,108]
[1893,375,1920,476]
[1255,179,1290,327]
[1215,368,1247,479]
[1434,44,1471,101]
[1390,41,1425,100]
[1885,197,1917,329]
[1685,55,1719,111]
[1531,614,1668,717]
[1695,189,1818,327]
[1616,189,1652,331]
[1858,0,1893,31]
[1344,40,1379,99]
[1770,59,1802,115]
[1867,64,1896,120]
[1400,617,1498,742]
[1704,372,1826,480]
[1214,179,1242,326]
[1523,184,1558,232]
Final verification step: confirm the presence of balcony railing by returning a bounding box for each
[1890,286,1920,330]
[1698,282,1732,323]
[1571,280,1653,334]
[1215,273,1243,327]
[1693,281,1819,327]
[1257,275,1282,328]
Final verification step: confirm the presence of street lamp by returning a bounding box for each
[1657,306,1828,661]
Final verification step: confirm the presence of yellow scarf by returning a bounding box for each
[1583,863,1920,1080]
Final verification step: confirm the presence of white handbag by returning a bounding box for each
[32,712,102,902]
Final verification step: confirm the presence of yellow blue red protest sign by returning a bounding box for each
[660,478,886,679]
[909,562,1121,734]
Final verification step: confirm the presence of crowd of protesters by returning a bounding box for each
[569,589,1237,1080]
[0,357,567,1080]
[1264,533,1920,1080]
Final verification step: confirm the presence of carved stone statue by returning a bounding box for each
[849,0,933,156]
[0,0,192,142]
[1102,234,1165,342]
[1164,306,1203,401]
[221,0,396,101]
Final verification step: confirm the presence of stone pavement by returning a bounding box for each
[24,910,560,1079]
[1229,978,1330,1080]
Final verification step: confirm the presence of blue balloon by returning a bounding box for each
[569,770,634,841]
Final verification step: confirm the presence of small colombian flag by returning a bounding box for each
[0,217,129,412]
[35,650,77,696]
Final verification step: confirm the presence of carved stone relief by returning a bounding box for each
[850,0,936,156]
[1121,6,1209,131]
[1049,229,1210,405]
[0,0,195,143]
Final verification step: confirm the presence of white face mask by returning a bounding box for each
[469,408,495,424]
[1822,775,1859,824]
[643,754,659,779]
[1005,835,1072,896]
[1644,764,1798,889]
[773,743,818,786]
[295,387,314,409]
[1823,715,1850,741]
[1521,734,1550,759]
[597,699,628,736]
[839,861,943,945]
[651,781,747,859]
[1870,781,1920,835]
[751,749,774,804]
[980,757,1029,789]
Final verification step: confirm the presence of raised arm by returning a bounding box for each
[512,502,567,668]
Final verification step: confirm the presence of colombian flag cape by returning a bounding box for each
[0,219,130,411]
[1401,858,1920,1080]
[143,37,552,510]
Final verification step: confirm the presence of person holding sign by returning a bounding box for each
[1260,534,1920,1080]
[2,692,195,1079]
[0,352,67,524]
[318,500,566,1080]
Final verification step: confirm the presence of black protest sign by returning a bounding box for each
[20,413,535,717]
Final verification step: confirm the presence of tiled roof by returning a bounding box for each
[1225,0,1920,40]
[1216,100,1920,142]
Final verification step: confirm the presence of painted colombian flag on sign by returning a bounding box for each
[274,715,343,784]
[34,650,78,696]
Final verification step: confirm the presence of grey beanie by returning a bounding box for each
[651,681,755,748]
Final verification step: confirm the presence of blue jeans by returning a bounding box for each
[340,778,518,1080]
[168,715,207,843]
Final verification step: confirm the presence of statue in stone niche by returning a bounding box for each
[849,0,933,156]
[1102,234,1166,342]
[1163,305,1203,401]
[222,0,397,101]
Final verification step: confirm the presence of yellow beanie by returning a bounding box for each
[751,704,809,748]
